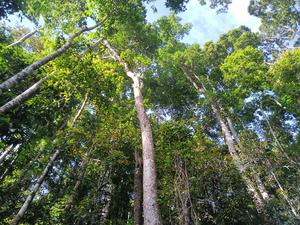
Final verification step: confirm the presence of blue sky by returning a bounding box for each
[3,0,260,46]
[146,0,261,45]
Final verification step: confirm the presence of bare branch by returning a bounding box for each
[7,27,42,48]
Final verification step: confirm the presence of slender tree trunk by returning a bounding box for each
[7,28,41,47]
[228,116,299,219]
[91,170,110,223]
[10,95,88,225]
[103,40,161,225]
[182,165,191,225]
[270,171,299,218]
[260,106,298,165]
[0,77,47,114]
[226,117,270,201]
[134,150,143,225]
[174,157,191,225]
[0,144,15,165]
[211,104,272,224]
[1,38,97,114]
[8,151,43,188]
[10,148,60,225]
[0,18,106,94]
[101,199,111,224]
[64,147,90,212]
[0,154,18,182]
[180,68,273,223]
[71,93,88,127]
[250,167,269,201]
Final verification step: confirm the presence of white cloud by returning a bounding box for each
[146,0,261,45]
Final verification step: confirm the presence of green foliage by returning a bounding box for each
[268,49,300,116]
[221,46,267,95]
[0,1,299,225]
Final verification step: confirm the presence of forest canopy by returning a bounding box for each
[0,0,299,225]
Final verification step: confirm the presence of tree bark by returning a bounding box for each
[103,40,161,225]
[270,171,299,218]
[211,104,272,224]
[7,28,41,48]
[0,153,18,182]
[71,93,88,127]
[134,150,143,225]
[226,117,270,201]
[174,157,191,225]
[0,77,47,114]
[0,19,105,94]
[64,147,90,212]
[0,144,15,165]
[10,94,88,225]
[260,106,298,166]
[180,67,273,224]
[10,148,60,225]
[132,75,161,225]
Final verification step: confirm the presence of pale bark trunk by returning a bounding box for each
[132,76,161,225]
[134,150,143,225]
[103,40,161,225]
[0,154,18,182]
[1,39,96,113]
[0,77,46,114]
[7,28,41,48]
[226,117,270,201]
[10,151,43,187]
[271,171,299,218]
[251,167,270,201]
[180,68,273,223]
[10,95,87,225]
[0,144,15,165]
[228,116,299,218]
[79,38,102,56]
[101,199,111,224]
[0,20,104,94]
[10,148,60,225]
[71,93,88,127]
[212,104,272,224]
[260,107,298,165]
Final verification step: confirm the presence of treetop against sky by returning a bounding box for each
[3,0,260,46]
[146,0,260,44]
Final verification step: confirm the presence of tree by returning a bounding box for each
[0,1,299,224]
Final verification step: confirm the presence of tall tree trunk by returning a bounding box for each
[0,17,106,94]
[0,77,47,114]
[226,117,270,201]
[0,153,18,182]
[10,95,88,225]
[64,146,90,212]
[132,76,161,225]
[134,150,143,225]
[180,68,273,224]
[89,169,110,224]
[259,106,298,166]
[270,171,299,218]
[229,115,299,219]
[0,144,15,165]
[7,28,41,47]
[211,104,272,224]
[103,40,161,225]
[7,151,43,188]
[10,148,60,225]
[174,156,191,225]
